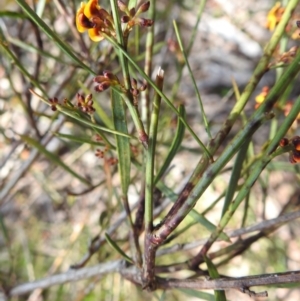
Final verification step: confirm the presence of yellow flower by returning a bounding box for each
[255,86,269,109]
[266,2,285,31]
[76,0,113,42]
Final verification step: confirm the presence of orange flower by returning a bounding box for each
[266,2,285,31]
[76,0,114,42]
[283,101,300,120]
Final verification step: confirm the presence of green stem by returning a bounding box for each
[145,69,164,232]
[194,95,300,263]
[141,0,156,129]
[104,34,212,159]
[160,0,299,224]
[110,0,148,147]
[173,20,211,138]
[153,46,300,244]
[221,137,251,217]
[171,0,207,98]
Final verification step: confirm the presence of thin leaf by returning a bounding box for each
[204,256,227,301]
[173,21,211,138]
[111,89,131,195]
[104,233,133,263]
[7,36,67,64]
[104,34,212,158]
[154,104,186,184]
[0,11,27,18]
[20,135,90,185]
[1,40,47,95]
[178,288,215,301]
[145,69,163,229]
[54,133,107,147]
[157,182,230,241]
[221,137,251,217]
[189,210,230,242]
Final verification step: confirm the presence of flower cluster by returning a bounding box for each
[118,1,153,30]
[268,46,298,68]
[76,0,115,41]
[95,147,118,165]
[290,136,300,163]
[76,93,95,114]
[280,136,300,164]
[254,87,300,133]
[93,70,122,92]
[76,0,153,42]
[49,97,59,111]
[130,78,147,105]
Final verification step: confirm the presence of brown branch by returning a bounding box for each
[9,260,124,297]
[156,209,300,257]
[154,271,300,290]
[72,197,171,269]
[9,259,300,298]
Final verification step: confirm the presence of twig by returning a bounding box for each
[156,209,300,257]
[9,260,124,297]
[72,197,171,269]
[9,261,300,298]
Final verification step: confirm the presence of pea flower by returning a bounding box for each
[76,0,115,42]
[266,2,285,31]
[254,86,269,109]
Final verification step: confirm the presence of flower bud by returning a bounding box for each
[137,1,150,14]
[121,15,130,23]
[95,82,111,92]
[103,70,118,81]
[129,7,136,17]
[290,150,300,164]
[279,137,289,147]
[94,75,106,83]
[292,136,300,151]
[138,18,153,27]
[131,78,137,87]
[118,0,128,13]
[140,83,147,91]
[86,94,93,102]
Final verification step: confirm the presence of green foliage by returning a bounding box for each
[1,0,300,300]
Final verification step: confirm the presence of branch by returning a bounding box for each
[9,260,300,299]
[156,209,300,257]
[9,260,124,297]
